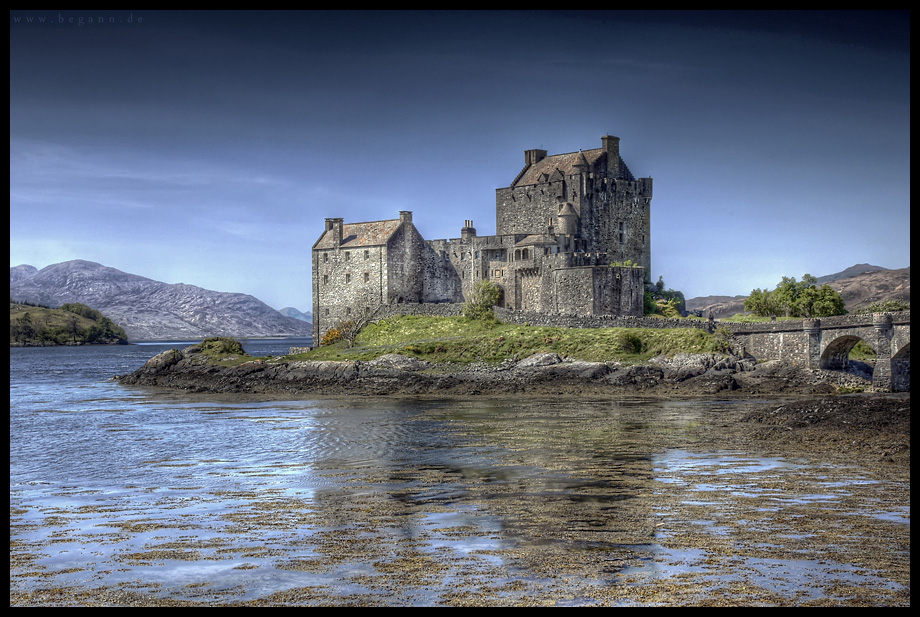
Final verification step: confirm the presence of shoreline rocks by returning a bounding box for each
[118,345,880,398]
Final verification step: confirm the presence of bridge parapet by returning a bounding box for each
[719,311,910,334]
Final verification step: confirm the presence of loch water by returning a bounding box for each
[10,342,910,606]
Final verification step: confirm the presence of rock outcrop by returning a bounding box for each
[118,346,877,397]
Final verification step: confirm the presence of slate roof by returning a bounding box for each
[314,219,402,250]
[514,148,634,186]
[515,233,559,247]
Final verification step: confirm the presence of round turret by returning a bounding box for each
[556,202,579,236]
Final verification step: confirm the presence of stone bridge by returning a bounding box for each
[726,311,910,392]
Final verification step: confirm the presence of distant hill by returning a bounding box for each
[829,267,910,311]
[278,307,312,323]
[686,265,910,319]
[815,263,890,285]
[9,264,38,283]
[10,260,313,341]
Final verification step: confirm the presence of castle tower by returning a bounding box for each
[556,202,578,236]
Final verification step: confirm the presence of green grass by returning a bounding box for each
[849,340,877,361]
[285,315,728,366]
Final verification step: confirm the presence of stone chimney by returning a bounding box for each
[326,217,344,247]
[601,135,620,177]
[399,211,413,225]
[461,219,476,240]
[525,148,547,166]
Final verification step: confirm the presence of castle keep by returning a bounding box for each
[312,136,652,340]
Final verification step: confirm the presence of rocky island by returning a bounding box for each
[119,335,878,398]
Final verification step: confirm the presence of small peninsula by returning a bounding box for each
[118,316,881,398]
[10,301,128,346]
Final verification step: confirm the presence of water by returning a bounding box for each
[10,343,910,606]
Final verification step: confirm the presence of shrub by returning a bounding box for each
[320,323,347,346]
[200,337,245,355]
[853,300,909,314]
[463,280,502,322]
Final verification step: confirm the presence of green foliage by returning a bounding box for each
[197,337,246,356]
[712,326,734,353]
[744,275,846,318]
[10,301,127,345]
[849,340,877,360]
[463,280,502,322]
[643,276,686,317]
[656,298,682,319]
[721,313,799,323]
[853,299,910,314]
[60,302,104,321]
[609,330,643,354]
[610,260,640,268]
[643,291,658,316]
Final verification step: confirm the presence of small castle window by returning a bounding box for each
[363,272,369,283]
[346,307,351,316]
[364,249,369,260]
[345,251,350,261]
[323,275,328,285]
[323,253,328,263]
[346,273,351,283]
[324,308,329,316]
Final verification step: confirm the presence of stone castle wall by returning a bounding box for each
[312,136,654,339]
[312,243,388,341]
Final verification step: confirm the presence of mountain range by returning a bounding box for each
[10,260,908,339]
[278,306,313,322]
[10,260,312,341]
[685,264,910,319]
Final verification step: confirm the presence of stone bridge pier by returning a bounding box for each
[728,312,910,392]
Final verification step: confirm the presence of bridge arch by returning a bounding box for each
[819,333,875,371]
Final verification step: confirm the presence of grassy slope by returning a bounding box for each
[288,315,729,366]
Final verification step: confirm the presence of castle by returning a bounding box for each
[312,135,652,340]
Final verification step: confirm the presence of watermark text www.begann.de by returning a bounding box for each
[11,12,145,27]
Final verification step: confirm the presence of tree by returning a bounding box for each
[745,275,846,318]
[743,288,778,317]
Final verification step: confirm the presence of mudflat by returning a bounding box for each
[11,392,908,606]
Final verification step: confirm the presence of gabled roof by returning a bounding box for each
[513,148,635,186]
[515,233,558,247]
[314,219,402,250]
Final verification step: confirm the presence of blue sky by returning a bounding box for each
[10,11,910,311]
